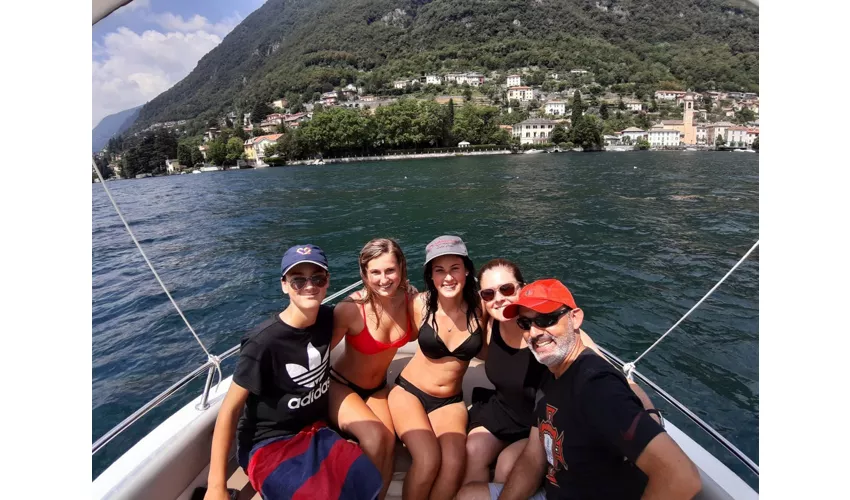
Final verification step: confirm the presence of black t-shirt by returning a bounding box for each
[534,348,664,500]
[234,305,334,450]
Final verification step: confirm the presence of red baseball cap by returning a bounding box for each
[503,279,578,319]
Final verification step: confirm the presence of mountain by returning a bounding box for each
[92,105,142,152]
[131,0,758,131]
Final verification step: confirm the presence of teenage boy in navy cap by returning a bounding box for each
[457,279,701,500]
[205,244,382,500]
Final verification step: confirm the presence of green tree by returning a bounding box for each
[207,140,227,165]
[572,115,603,151]
[226,137,244,164]
[263,142,278,158]
[251,101,273,124]
[752,136,759,151]
[550,124,569,144]
[735,107,756,124]
[191,147,205,166]
[463,86,473,102]
[715,134,726,147]
[233,126,248,140]
[570,90,584,128]
[618,98,626,111]
[635,113,653,131]
[177,143,193,167]
[635,137,650,150]
[452,103,501,145]
[300,107,375,154]
[599,103,609,120]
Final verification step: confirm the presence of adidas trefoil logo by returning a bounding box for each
[285,343,330,410]
[286,342,329,388]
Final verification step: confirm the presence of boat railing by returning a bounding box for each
[92,278,757,481]
[92,279,363,456]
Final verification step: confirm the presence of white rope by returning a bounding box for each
[623,239,759,381]
[92,159,222,384]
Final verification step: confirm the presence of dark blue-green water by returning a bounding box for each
[92,152,759,486]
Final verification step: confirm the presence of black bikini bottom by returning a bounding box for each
[394,374,464,414]
[329,367,387,400]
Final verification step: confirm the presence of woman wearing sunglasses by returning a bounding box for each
[329,238,417,500]
[388,235,484,500]
[463,259,658,487]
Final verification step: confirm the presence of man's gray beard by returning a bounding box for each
[529,329,577,367]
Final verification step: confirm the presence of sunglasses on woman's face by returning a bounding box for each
[479,282,521,302]
[516,307,571,331]
[284,273,328,290]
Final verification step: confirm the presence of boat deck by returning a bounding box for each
[224,444,413,500]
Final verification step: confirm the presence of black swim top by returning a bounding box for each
[418,320,483,362]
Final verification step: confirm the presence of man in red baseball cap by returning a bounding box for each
[457,279,701,500]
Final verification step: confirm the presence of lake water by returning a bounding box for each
[92,151,759,485]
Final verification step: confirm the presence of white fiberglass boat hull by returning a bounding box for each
[93,342,757,500]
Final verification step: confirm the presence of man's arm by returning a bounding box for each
[636,433,702,500]
[498,426,547,500]
[580,373,701,500]
[204,382,250,500]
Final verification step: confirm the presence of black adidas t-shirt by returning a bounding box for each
[534,348,664,500]
[234,305,334,450]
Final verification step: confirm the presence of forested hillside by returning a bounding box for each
[131,0,758,130]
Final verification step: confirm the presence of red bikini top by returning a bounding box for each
[347,292,414,355]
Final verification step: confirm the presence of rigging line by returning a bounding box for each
[91,159,222,384]
[623,239,759,380]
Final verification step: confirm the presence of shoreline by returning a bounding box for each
[283,149,513,166]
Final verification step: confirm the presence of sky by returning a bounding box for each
[92,0,267,128]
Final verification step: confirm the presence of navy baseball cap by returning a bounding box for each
[280,244,329,277]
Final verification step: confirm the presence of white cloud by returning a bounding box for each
[115,0,151,15]
[153,12,240,38]
[92,11,242,128]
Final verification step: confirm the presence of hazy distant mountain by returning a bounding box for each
[132,0,758,131]
[92,105,142,152]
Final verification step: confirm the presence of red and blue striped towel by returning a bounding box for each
[245,421,382,500]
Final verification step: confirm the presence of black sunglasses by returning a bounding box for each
[283,273,328,290]
[516,307,571,331]
[479,282,522,302]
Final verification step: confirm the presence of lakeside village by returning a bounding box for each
[94,70,758,180]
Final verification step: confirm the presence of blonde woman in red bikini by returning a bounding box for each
[330,238,417,499]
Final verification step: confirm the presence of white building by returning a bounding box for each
[393,80,409,89]
[706,122,735,145]
[458,141,470,148]
[506,74,522,87]
[648,129,681,147]
[545,101,566,116]
[696,124,708,144]
[512,118,558,145]
[570,69,589,75]
[444,72,464,84]
[271,98,287,109]
[425,75,442,85]
[654,90,687,101]
[623,99,643,112]
[507,86,536,102]
[620,127,647,143]
[460,72,485,86]
[727,126,750,147]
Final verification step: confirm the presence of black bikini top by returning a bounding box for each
[418,320,483,362]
